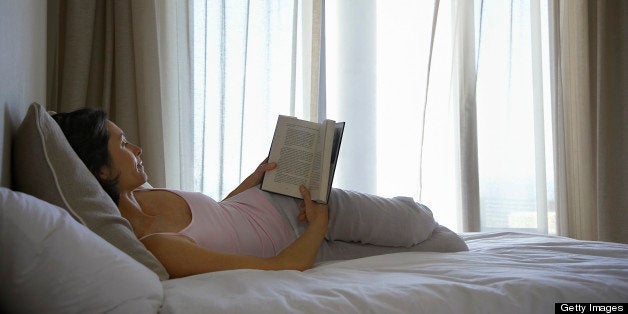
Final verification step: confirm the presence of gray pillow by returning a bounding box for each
[12,103,169,280]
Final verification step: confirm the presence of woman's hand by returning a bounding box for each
[224,158,276,200]
[297,185,329,233]
[248,158,277,186]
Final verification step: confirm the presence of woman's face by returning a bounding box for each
[100,121,147,191]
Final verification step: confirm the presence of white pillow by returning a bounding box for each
[0,188,163,313]
[12,103,169,280]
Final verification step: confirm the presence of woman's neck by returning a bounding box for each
[117,190,152,237]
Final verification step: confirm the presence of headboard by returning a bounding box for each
[0,0,47,187]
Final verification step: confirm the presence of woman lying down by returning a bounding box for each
[53,109,467,278]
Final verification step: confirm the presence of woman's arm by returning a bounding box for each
[223,158,276,200]
[143,186,328,278]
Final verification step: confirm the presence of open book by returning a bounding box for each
[261,115,345,204]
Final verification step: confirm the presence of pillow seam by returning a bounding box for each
[35,111,87,226]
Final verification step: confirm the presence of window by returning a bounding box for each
[191,0,555,234]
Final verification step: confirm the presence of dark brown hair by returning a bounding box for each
[52,109,121,204]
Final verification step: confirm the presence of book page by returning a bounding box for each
[306,123,327,200]
[263,116,322,199]
[317,120,335,201]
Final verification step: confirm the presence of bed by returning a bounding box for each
[161,231,628,313]
[2,104,627,314]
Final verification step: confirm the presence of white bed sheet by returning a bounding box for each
[160,232,628,314]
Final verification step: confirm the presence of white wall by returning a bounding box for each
[0,0,47,187]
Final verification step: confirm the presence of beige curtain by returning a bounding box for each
[47,0,192,190]
[552,0,628,243]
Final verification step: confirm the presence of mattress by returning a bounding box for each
[160,232,628,314]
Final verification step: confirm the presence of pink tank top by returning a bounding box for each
[139,188,294,257]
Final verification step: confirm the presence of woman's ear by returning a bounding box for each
[98,165,112,180]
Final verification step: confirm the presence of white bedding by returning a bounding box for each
[161,232,628,314]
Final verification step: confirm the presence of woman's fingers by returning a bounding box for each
[247,159,276,185]
[298,208,306,221]
[299,185,311,202]
[298,186,312,221]
[257,161,276,173]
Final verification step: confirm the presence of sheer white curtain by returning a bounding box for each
[325,0,554,233]
[190,0,324,199]
[176,0,627,242]
[186,0,555,234]
[178,0,627,241]
[474,0,554,233]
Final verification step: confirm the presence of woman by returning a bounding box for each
[53,108,466,278]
